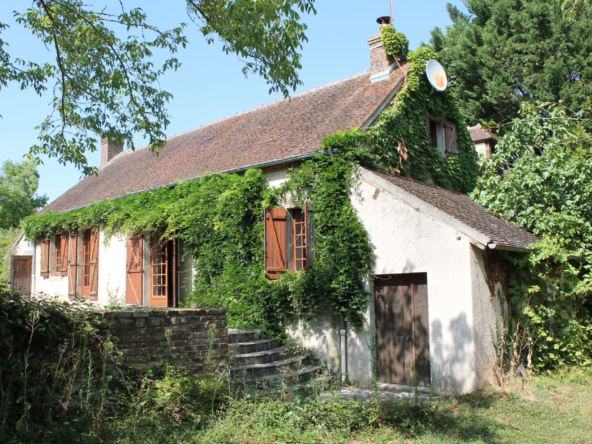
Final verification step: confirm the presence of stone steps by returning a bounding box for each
[228,329,331,391]
[230,355,311,379]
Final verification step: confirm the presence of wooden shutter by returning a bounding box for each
[59,234,69,275]
[444,121,458,156]
[88,229,100,300]
[265,208,287,279]
[126,235,144,305]
[40,239,49,277]
[68,233,78,297]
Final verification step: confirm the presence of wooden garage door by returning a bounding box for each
[374,273,430,386]
[11,256,32,295]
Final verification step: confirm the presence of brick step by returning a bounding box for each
[231,365,322,389]
[228,329,260,344]
[229,338,281,354]
[233,347,291,366]
[230,356,311,379]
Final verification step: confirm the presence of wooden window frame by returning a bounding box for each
[149,232,178,308]
[53,233,69,276]
[266,205,313,278]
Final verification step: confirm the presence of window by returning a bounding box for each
[265,206,312,279]
[428,119,439,150]
[292,208,307,272]
[428,117,458,157]
[55,234,62,272]
[149,232,178,307]
[54,233,69,276]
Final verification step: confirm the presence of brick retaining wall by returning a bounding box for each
[98,309,228,373]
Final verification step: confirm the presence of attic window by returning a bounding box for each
[428,117,458,158]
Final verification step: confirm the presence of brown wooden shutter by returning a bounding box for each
[40,239,49,277]
[59,234,69,275]
[444,121,458,156]
[88,229,100,300]
[126,235,144,305]
[265,208,287,279]
[68,233,78,297]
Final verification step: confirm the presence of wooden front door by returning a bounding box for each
[374,273,431,386]
[11,256,32,295]
[150,233,177,308]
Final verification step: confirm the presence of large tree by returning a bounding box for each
[471,102,592,369]
[0,159,48,230]
[430,0,592,125]
[0,0,315,175]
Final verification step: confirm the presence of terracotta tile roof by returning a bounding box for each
[369,169,538,249]
[468,124,498,143]
[45,67,409,213]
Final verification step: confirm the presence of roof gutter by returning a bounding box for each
[486,242,533,254]
[52,150,337,215]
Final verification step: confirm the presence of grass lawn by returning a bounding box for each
[190,370,592,444]
[13,369,592,443]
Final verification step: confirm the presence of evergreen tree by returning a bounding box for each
[431,0,592,125]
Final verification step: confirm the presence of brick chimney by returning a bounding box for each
[368,17,398,83]
[101,137,123,167]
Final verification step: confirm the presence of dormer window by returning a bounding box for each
[428,117,458,158]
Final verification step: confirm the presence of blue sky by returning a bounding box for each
[0,0,464,204]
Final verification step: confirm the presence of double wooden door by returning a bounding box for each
[125,233,178,307]
[374,273,431,386]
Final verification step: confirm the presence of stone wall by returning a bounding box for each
[99,309,228,373]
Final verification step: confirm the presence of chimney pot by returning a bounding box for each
[101,137,123,167]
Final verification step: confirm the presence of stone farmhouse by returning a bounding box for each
[9,24,537,394]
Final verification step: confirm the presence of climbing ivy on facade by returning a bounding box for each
[22,38,481,333]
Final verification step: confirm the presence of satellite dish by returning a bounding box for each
[426,60,448,92]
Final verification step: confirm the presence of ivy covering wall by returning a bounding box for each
[22,39,480,333]
[372,46,479,193]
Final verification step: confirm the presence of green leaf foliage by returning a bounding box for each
[2,0,315,175]
[23,137,374,330]
[430,0,592,125]
[472,102,592,369]
[371,46,480,193]
[0,159,47,230]
[380,25,409,61]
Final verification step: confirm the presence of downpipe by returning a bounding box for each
[340,315,347,382]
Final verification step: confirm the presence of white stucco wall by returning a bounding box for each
[287,169,484,394]
[97,230,128,307]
